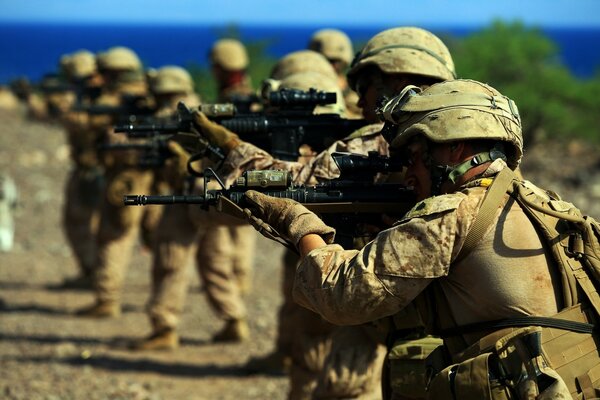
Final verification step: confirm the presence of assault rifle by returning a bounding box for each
[73,94,156,124]
[124,151,413,247]
[114,88,370,161]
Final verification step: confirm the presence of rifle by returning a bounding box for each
[124,151,414,247]
[114,88,370,161]
[73,94,156,124]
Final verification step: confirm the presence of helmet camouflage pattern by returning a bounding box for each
[308,28,354,66]
[210,39,249,71]
[149,66,194,94]
[61,50,96,80]
[96,46,142,72]
[270,50,338,82]
[380,79,523,168]
[347,27,456,90]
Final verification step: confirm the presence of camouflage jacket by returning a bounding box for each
[292,160,562,354]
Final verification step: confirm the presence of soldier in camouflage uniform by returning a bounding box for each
[129,65,249,350]
[55,50,105,289]
[240,78,596,399]
[194,28,456,399]
[210,39,254,102]
[308,28,362,118]
[75,46,158,317]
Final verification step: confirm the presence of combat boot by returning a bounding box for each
[212,318,249,343]
[75,300,121,318]
[49,274,94,291]
[243,350,290,375]
[129,329,179,351]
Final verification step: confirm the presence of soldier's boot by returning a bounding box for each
[75,300,121,318]
[129,329,179,351]
[243,350,291,375]
[212,318,249,343]
[51,273,94,291]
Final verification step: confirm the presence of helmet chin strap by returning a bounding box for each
[429,144,507,195]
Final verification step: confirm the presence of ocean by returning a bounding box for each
[1,22,599,84]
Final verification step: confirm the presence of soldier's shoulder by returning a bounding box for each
[400,193,467,222]
[343,123,384,141]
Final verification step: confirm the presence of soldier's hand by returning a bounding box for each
[192,111,240,152]
[164,140,191,182]
[242,190,335,247]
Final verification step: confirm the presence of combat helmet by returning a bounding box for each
[308,29,354,67]
[96,46,142,72]
[278,71,347,116]
[149,66,194,94]
[61,50,96,80]
[210,39,249,71]
[379,79,522,168]
[347,27,456,90]
[270,50,338,82]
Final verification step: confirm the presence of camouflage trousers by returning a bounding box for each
[280,250,387,400]
[148,205,256,332]
[62,166,104,276]
[94,168,158,304]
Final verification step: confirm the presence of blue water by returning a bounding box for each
[1,22,599,84]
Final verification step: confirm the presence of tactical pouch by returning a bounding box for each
[495,327,571,400]
[426,352,511,400]
[387,335,443,398]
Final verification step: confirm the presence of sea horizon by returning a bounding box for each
[1,21,599,84]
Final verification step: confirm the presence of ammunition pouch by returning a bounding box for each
[387,335,443,398]
[427,304,599,399]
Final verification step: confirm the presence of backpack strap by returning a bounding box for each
[455,167,517,263]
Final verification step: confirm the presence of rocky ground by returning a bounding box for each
[0,107,599,400]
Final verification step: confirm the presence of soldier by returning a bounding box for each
[205,38,258,342]
[193,27,457,399]
[210,38,254,101]
[239,78,598,399]
[55,50,105,289]
[308,28,362,118]
[129,65,249,351]
[76,46,157,317]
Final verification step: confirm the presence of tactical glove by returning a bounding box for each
[164,140,191,183]
[192,111,240,153]
[242,190,335,247]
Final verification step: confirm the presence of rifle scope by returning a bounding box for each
[268,88,336,108]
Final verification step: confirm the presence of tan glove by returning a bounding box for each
[193,111,240,153]
[164,140,191,184]
[242,190,335,247]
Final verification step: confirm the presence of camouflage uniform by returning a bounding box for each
[76,47,158,316]
[308,28,362,118]
[284,80,584,399]
[130,65,252,349]
[58,50,105,286]
[215,28,457,399]
[213,67,387,398]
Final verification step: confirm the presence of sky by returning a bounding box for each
[1,0,600,27]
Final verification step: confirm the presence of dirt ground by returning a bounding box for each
[0,108,288,399]
[1,107,599,400]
